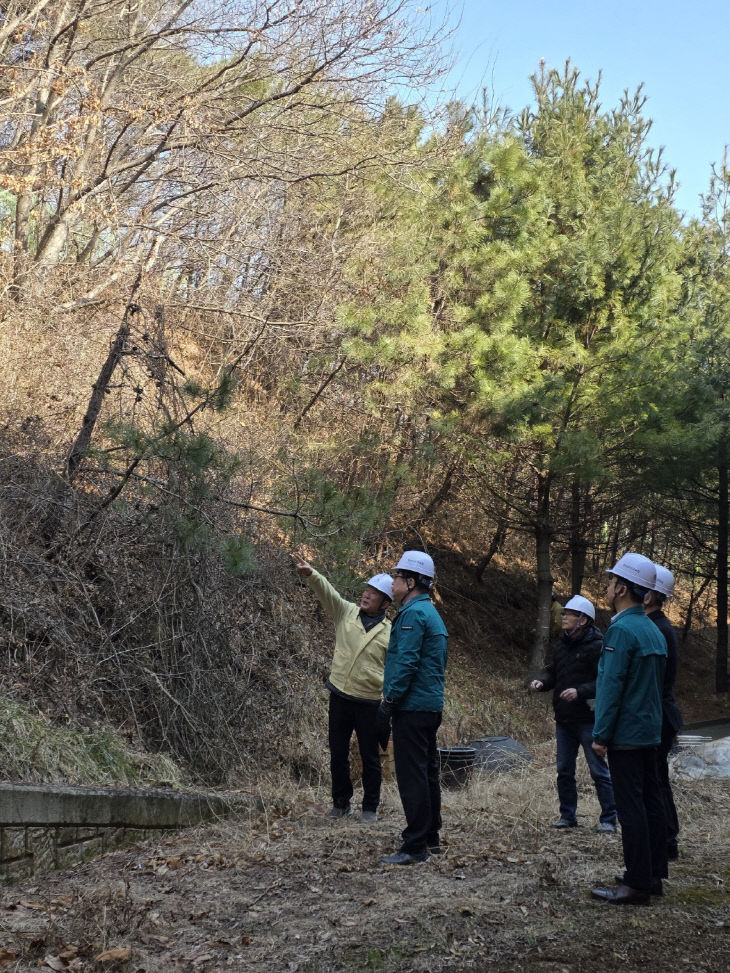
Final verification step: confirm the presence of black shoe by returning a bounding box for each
[427,845,443,855]
[592,883,650,905]
[381,850,429,866]
[552,817,577,829]
[614,875,663,896]
[596,821,617,833]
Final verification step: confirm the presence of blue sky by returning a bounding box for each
[433,0,730,219]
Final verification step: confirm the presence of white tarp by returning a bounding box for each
[670,737,730,780]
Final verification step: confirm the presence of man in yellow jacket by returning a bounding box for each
[292,553,393,822]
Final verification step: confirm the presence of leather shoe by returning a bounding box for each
[381,850,428,865]
[592,883,650,905]
[552,817,577,829]
[615,875,663,896]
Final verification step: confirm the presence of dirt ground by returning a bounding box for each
[1,756,729,973]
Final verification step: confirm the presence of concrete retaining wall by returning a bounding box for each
[0,783,251,882]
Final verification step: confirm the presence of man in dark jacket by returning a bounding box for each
[530,595,617,832]
[378,550,448,866]
[645,564,683,860]
[591,552,667,906]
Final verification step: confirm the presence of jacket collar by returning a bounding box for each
[397,593,431,615]
[561,622,600,645]
[610,604,645,622]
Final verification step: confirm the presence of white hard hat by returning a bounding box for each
[608,552,656,590]
[651,565,675,597]
[396,550,435,578]
[563,595,595,620]
[366,573,393,600]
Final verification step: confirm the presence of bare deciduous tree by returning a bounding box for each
[1,0,449,304]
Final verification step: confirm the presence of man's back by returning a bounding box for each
[383,594,448,711]
[593,606,667,747]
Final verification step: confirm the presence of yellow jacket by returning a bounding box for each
[306,570,391,700]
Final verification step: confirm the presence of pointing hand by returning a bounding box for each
[290,551,313,577]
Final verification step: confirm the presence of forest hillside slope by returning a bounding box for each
[1,442,726,790]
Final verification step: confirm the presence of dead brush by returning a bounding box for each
[0,442,341,786]
[434,737,620,858]
[41,880,143,964]
[442,757,558,852]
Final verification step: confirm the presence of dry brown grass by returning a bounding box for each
[2,760,728,972]
[0,695,182,786]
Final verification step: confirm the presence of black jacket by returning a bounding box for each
[647,609,683,733]
[537,623,603,724]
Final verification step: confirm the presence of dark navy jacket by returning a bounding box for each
[648,609,683,734]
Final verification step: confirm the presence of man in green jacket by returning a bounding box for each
[291,553,392,822]
[591,552,668,905]
[379,551,448,866]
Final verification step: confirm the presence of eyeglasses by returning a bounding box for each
[391,571,408,580]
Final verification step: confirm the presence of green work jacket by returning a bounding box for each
[593,605,667,747]
[383,594,448,712]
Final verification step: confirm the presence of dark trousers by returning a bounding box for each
[555,721,617,824]
[608,747,668,891]
[392,709,442,854]
[658,719,680,852]
[328,692,381,812]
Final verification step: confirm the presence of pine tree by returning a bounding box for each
[438,65,683,670]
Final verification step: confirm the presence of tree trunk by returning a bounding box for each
[475,522,508,581]
[293,359,345,429]
[65,322,131,482]
[681,569,713,646]
[529,476,553,675]
[569,480,589,594]
[716,429,729,693]
[64,277,143,482]
[608,512,621,570]
[415,460,460,526]
[11,193,34,299]
[476,461,518,581]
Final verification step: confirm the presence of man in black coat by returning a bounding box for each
[645,564,683,860]
[530,595,617,832]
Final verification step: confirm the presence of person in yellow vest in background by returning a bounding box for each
[550,590,564,639]
[291,552,393,822]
